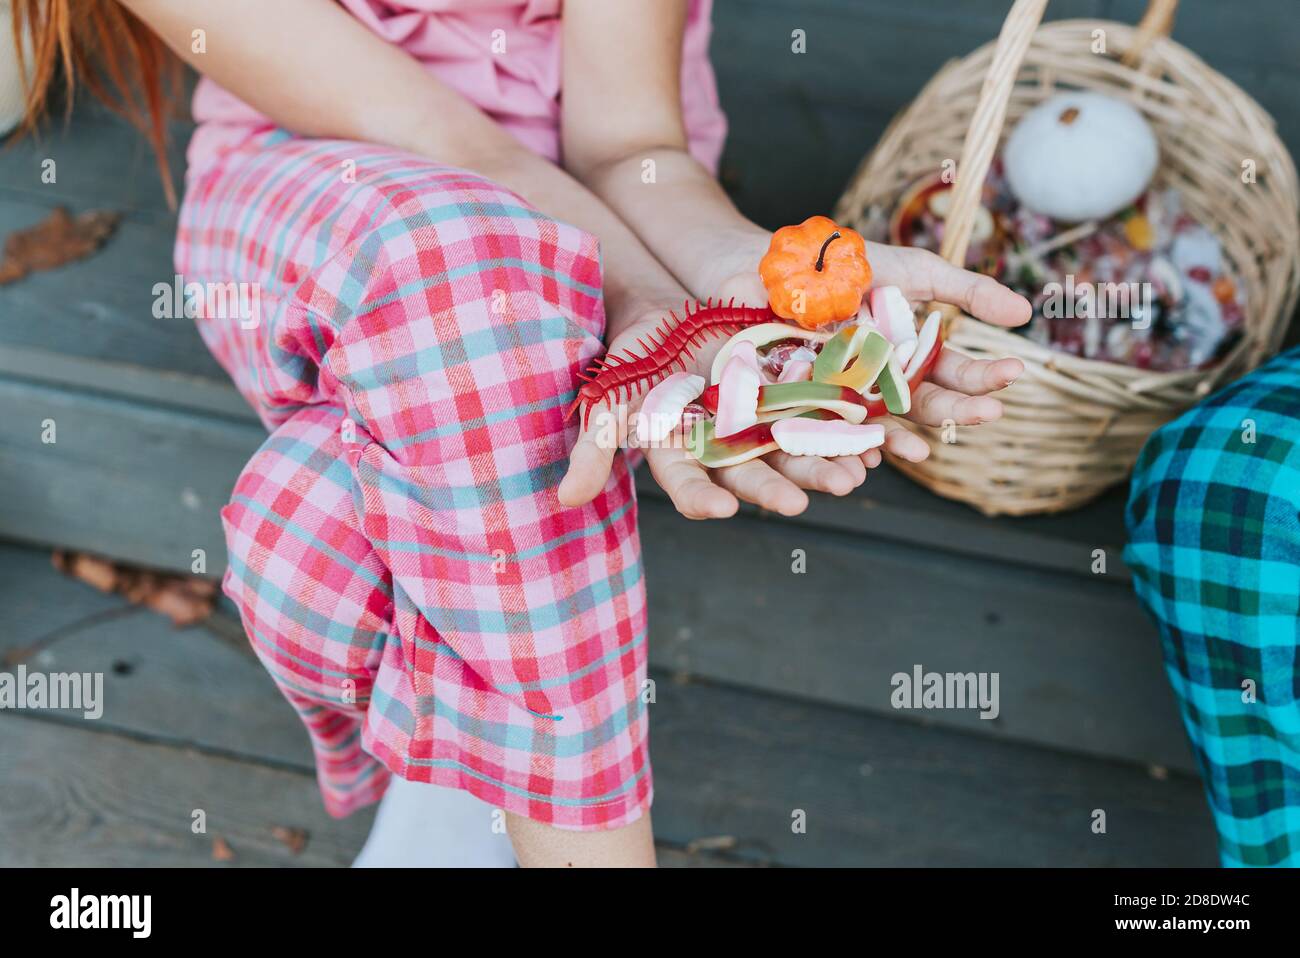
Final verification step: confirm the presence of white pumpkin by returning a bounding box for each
[1003,92,1158,222]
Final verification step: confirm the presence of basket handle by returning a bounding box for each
[938,0,1178,277]
[1124,0,1179,67]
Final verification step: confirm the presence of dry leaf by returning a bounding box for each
[272,825,309,855]
[0,207,121,285]
[51,551,118,593]
[52,549,216,627]
[212,835,235,862]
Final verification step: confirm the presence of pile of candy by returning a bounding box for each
[570,216,945,466]
[638,288,941,467]
[871,162,1247,372]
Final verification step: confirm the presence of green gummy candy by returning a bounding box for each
[687,419,778,468]
[757,381,868,424]
[876,355,912,415]
[812,325,870,382]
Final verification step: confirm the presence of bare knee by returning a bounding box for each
[505,811,656,868]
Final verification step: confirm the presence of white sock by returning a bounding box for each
[351,776,517,868]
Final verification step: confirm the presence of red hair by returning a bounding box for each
[11,0,182,206]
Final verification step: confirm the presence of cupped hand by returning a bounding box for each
[559,239,1032,518]
[558,310,870,518]
[713,238,1032,455]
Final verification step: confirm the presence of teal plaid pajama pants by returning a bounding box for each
[1126,345,1300,866]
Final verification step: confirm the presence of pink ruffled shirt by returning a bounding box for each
[187,0,727,181]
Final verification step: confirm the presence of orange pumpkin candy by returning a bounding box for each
[759,215,872,329]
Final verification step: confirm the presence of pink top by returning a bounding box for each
[187,0,728,181]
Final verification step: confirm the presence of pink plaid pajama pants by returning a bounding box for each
[176,132,650,829]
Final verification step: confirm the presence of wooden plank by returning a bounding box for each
[0,714,372,867]
[710,0,1104,226]
[0,195,254,419]
[648,675,1215,867]
[637,497,1194,773]
[0,376,263,573]
[0,704,1213,868]
[714,0,1107,111]
[0,714,751,868]
[654,845,761,868]
[0,343,254,422]
[717,97,898,230]
[24,605,315,770]
[0,563,747,867]
[0,98,247,417]
[3,590,1215,867]
[715,3,981,114]
[0,98,190,220]
[808,468,1133,581]
[730,0,1107,31]
[0,542,125,660]
[636,464,1134,583]
[9,506,1191,780]
[5,495,1191,778]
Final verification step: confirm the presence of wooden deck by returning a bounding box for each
[0,542,1218,867]
[10,0,1298,866]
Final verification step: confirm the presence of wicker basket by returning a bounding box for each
[835,0,1300,516]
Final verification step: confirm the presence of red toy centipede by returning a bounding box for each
[566,298,776,428]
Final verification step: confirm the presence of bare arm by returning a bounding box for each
[561,0,767,301]
[119,0,689,327]
[561,0,1036,337]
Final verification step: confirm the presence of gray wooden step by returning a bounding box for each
[0,553,1217,866]
[0,717,374,868]
[0,376,262,574]
[0,716,754,867]
[8,519,1192,778]
[638,497,1192,773]
[0,542,126,664]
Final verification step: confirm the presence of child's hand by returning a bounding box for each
[558,310,871,518]
[710,236,1032,457]
[867,241,1031,425]
[558,240,1033,519]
